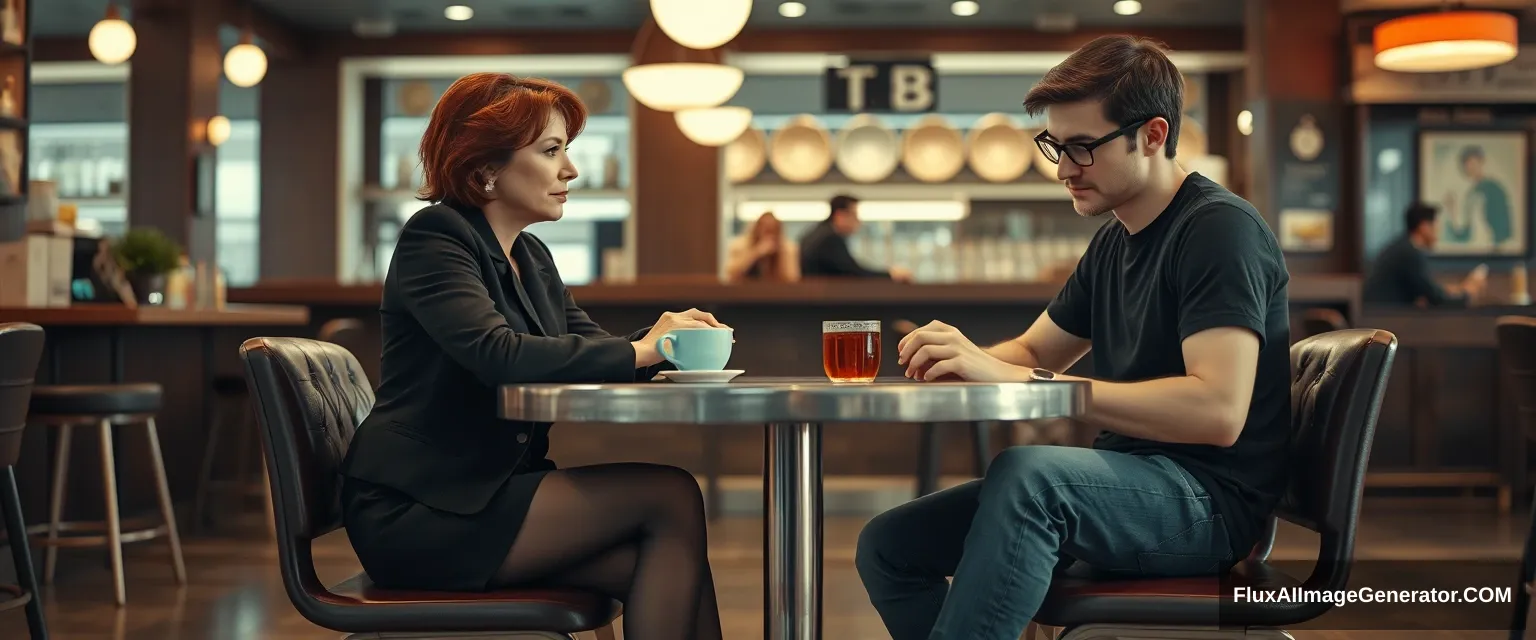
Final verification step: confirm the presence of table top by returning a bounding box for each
[0,303,310,326]
[500,376,1089,424]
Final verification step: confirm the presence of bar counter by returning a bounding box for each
[0,303,311,532]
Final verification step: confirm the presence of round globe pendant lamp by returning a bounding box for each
[649,0,752,50]
[1374,10,1518,73]
[88,2,136,65]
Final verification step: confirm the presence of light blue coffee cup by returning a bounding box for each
[655,327,733,371]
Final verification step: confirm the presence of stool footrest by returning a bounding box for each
[26,517,172,546]
[0,584,32,614]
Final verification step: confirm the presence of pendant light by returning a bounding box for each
[675,106,753,146]
[1374,9,1518,73]
[88,2,136,65]
[649,0,752,50]
[224,29,268,87]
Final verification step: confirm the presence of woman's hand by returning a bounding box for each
[632,309,731,367]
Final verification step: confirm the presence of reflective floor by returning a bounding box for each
[0,485,1530,639]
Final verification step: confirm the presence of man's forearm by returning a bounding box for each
[984,339,1042,369]
[1066,374,1243,447]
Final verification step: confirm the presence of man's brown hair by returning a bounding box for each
[1023,35,1184,158]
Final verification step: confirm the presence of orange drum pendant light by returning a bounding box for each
[1374,10,1518,73]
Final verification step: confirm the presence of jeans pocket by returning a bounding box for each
[1136,515,1232,577]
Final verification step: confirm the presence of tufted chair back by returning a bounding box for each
[240,336,373,548]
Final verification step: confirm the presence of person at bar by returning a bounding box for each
[1362,202,1487,307]
[337,73,724,640]
[853,35,1292,640]
[798,194,914,281]
[724,210,800,282]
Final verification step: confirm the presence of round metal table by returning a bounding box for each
[500,376,1089,640]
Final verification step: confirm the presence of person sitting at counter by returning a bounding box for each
[337,72,724,640]
[798,194,914,282]
[853,35,1292,640]
[1362,203,1487,308]
[724,211,800,282]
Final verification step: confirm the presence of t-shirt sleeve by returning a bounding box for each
[1173,206,1283,348]
[1045,239,1096,340]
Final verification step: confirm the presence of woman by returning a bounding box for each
[724,211,799,282]
[338,73,724,640]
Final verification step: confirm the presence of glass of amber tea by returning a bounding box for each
[822,321,881,383]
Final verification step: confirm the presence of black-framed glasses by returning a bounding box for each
[1034,118,1151,167]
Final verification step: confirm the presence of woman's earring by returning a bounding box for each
[483,177,496,193]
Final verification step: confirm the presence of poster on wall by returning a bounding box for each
[1417,129,1527,256]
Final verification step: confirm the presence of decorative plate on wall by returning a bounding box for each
[901,115,965,183]
[769,115,834,183]
[835,113,900,183]
[967,113,1032,183]
[725,127,767,183]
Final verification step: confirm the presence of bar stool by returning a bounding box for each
[0,322,48,639]
[28,382,187,606]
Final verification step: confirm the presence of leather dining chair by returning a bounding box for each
[1496,315,1536,636]
[1028,328,1398,640]
[0,322,47,639]
[239,336,619,639]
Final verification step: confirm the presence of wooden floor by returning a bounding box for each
[1,490,1532,639]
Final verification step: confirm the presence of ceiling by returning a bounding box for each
[35,0,1246,38]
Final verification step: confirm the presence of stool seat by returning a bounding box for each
[1036,560,1305,629]
[326,573,620,632]
[29,383,163,415]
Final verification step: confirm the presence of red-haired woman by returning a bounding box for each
[338,73,724,639]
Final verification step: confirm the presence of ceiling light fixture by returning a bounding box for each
[650,0,753,50]
[1374,10,1518,73]
[88,2,136,65]
[444,5,474,21]
[778,2,806,18]
[206,115,232,146]
[951,1,979,17]
[675,106,754,146]
[1113,0,1142,16]
[623,63,745,112]
[223,30,267,87]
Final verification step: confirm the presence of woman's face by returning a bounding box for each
[487,111,578,223]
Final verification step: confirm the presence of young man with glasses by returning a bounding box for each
[855,35,1292,640]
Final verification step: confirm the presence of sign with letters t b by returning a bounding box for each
[824,59,938,113]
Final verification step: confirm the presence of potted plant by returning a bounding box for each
[111,228,183,304]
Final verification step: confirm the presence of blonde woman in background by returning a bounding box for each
[725,211,800,282]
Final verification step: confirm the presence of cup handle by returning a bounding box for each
[655,333,678,364]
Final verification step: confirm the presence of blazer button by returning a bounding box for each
[516,433,529,444]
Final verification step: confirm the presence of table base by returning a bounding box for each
[764,422,822,640]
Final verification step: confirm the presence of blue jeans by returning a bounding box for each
[855,445,1236,640]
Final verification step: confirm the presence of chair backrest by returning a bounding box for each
[240,337,374,543]
[1275,328,1396,592]
[1496,316,1536,441]
[1299,308,1349,339]
[0,322,44,468]
[317,318,377,389]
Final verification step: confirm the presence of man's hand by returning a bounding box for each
[896,321,1023,382]
[889,266,915,283]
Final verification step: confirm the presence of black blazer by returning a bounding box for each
[339,202,671,516]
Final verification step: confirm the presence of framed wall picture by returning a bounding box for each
[1279,208,1334,252]
[1417,129,1528,256]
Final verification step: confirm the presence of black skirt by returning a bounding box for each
[341,467,552,592]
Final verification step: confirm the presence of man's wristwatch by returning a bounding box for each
[1028,368,1056,381]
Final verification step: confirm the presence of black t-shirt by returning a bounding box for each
[1045,172,1293,561]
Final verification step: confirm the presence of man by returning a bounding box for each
[1442,145,1514,250]
[1363,203,1486,307]
[798,194,913,281]
[854,35,1294,640]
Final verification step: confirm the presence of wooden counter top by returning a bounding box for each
[231,274,1362,308]
[0,303,310,326]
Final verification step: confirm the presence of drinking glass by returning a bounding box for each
[822,321,881,383]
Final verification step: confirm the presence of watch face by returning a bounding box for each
[1033,368,1055,380]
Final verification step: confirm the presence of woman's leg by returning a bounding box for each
[491,462,721,640]
[508,541,722,639]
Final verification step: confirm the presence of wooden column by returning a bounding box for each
[127,0,222,264]
[629,18,721,278]
[1243,0,1352,274]
[258,54,341,280]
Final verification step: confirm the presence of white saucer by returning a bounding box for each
[656,370,745,383]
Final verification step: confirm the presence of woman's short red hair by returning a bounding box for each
[417,73,588,205]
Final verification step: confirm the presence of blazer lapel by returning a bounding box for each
[511,235,560,336]
[459,206,549,336]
